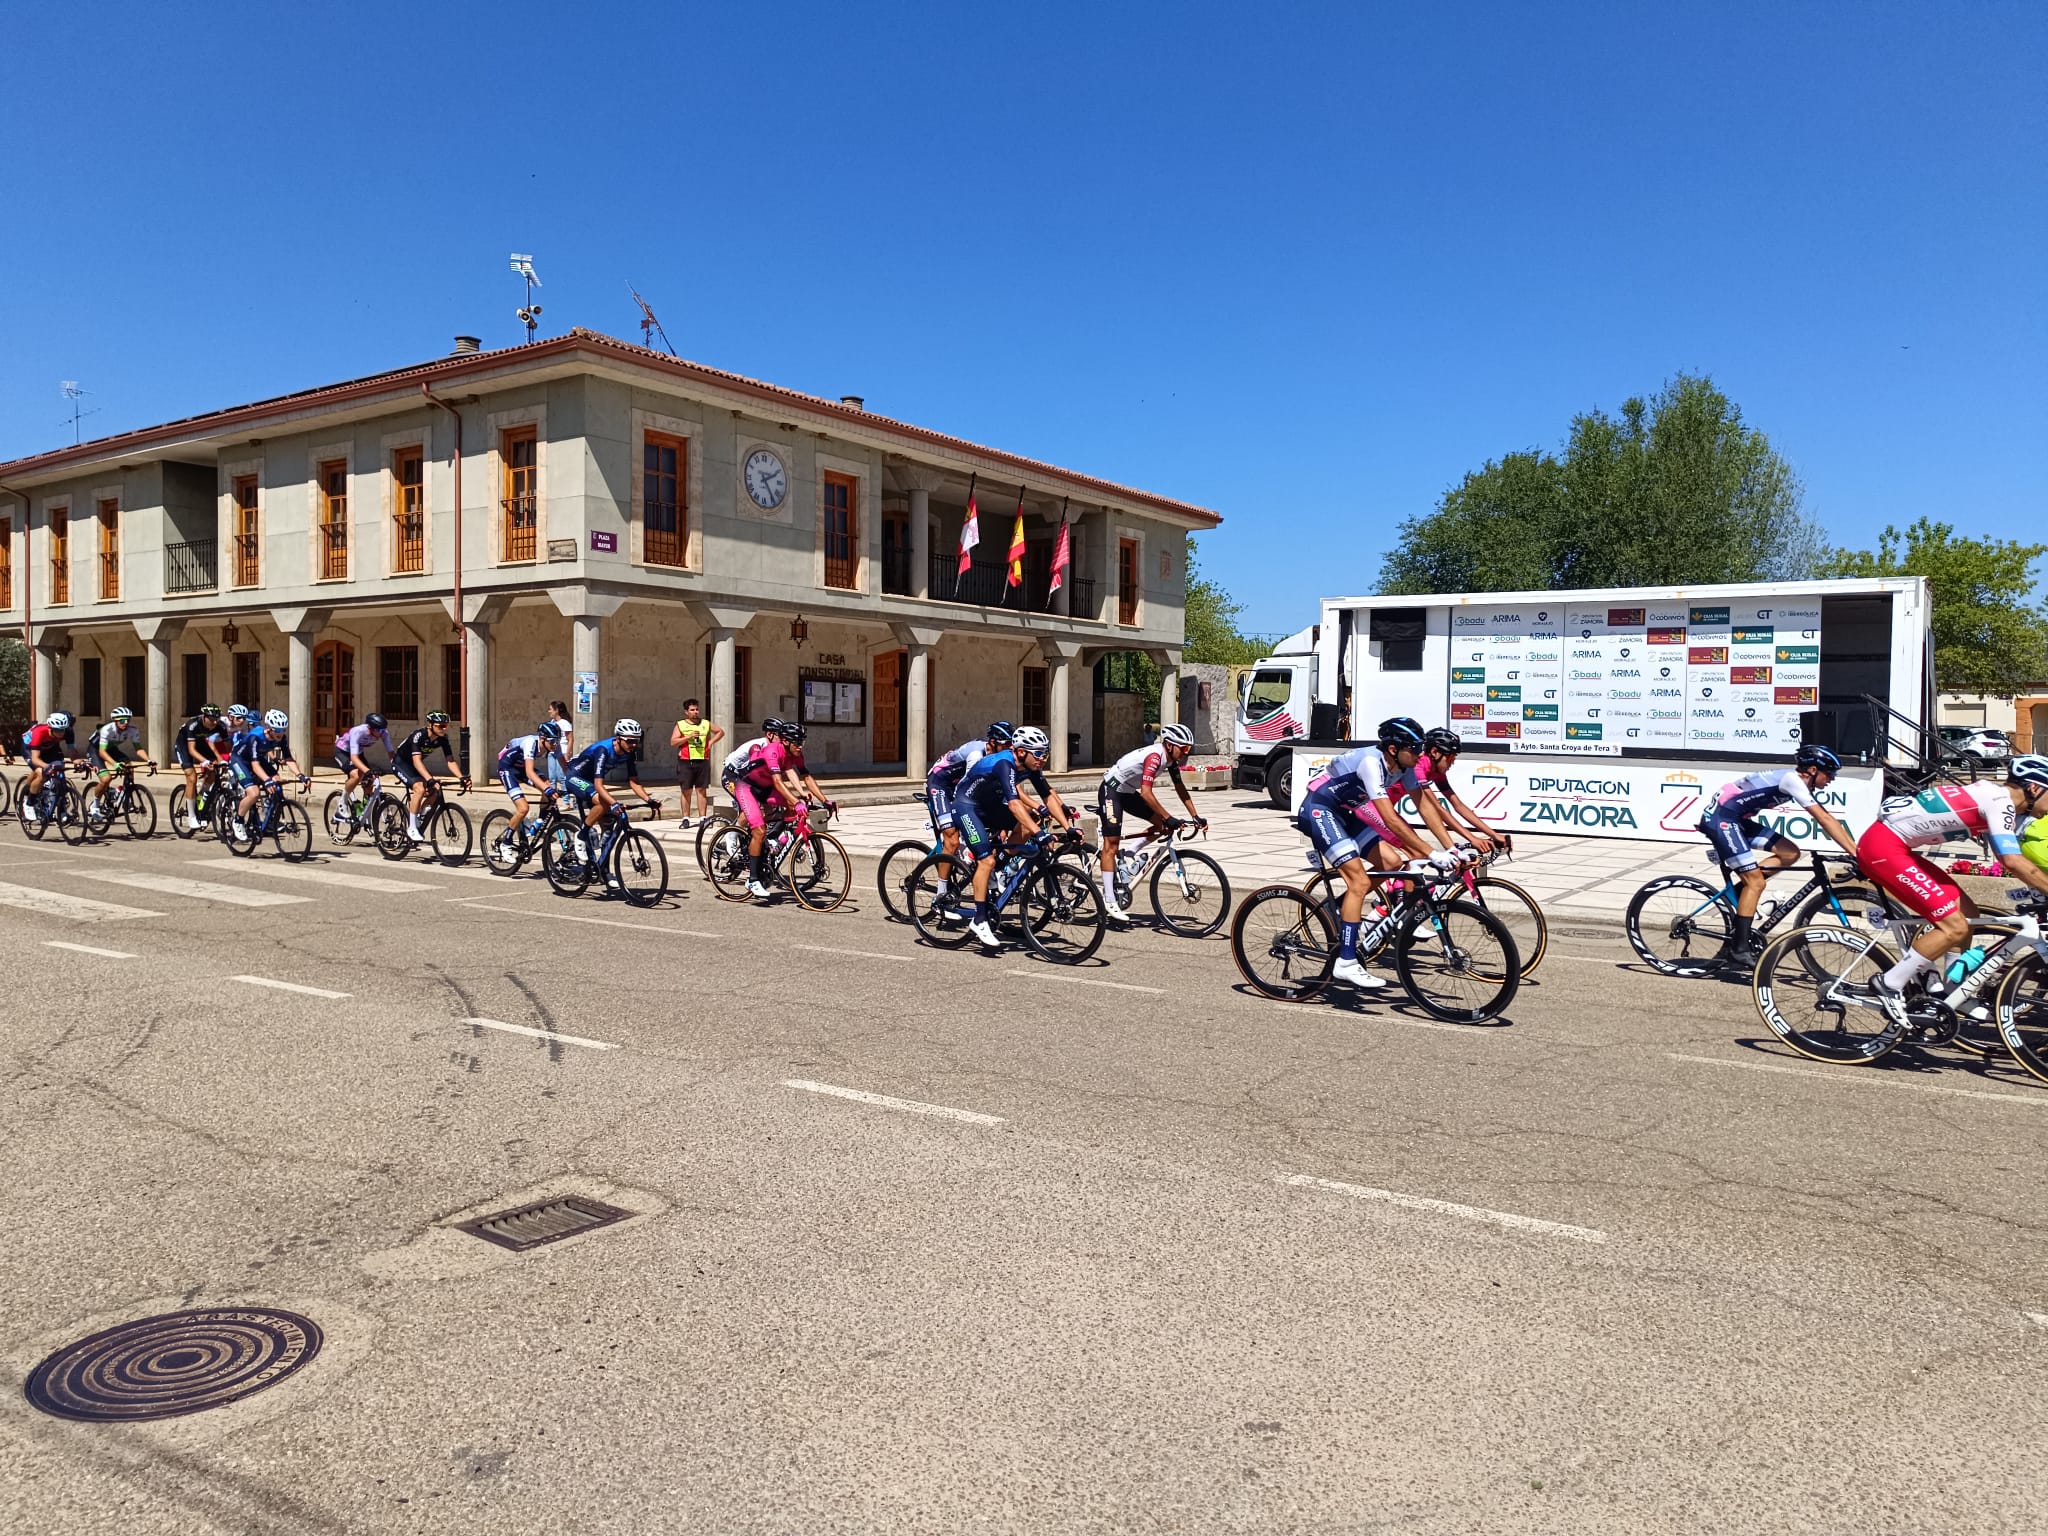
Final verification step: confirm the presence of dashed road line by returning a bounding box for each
[455,901,717,938]
[1279,1173,1608,1243]
[231,975,351,1000]
[784,1079,1006,1127]
[2025,1311,2048,1330]
[74,870,310,908]
[1006,969,1164,994]
[0,880,160,923]
[45,940,138,959]
[189,859,441,893]
[461,1016,619,1052]
[1668,1052,2048,1107]
[792,943,919,963]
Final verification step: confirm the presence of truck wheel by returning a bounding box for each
[1266,754,1292,810]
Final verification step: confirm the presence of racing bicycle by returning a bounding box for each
[705,802,852,912]
[539,799,670,906]
[1306,839,1545,977]
[902,829,1106,964]
[1093,813,1232,937]
[17,762,89,845]
[481,790,581,876]
[223,775,313,860]
[170,761,235,841]
[83,763,159,840]
[1626,850,1882,976]
[325,772,403,848]
[374,777,473,865]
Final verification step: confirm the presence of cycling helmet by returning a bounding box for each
[535,720,561,742]
[1794,743,1842,773]
[426,710,451,725]
[227,704,251,721]
[614,717,643,739]
[1424,727,1464,755]
[763,716,790,737]
[986,720,1016,746]
[1158,722,1195,749]
[109,706,134,722]
[779,721,807,746]
[48,711,72,730]
[263,708,289,731]
[1013,726,1051,757]
[365,712,388,731]
[1378,716,1427,750]
[199,703,221,717]
[2008,755,2048,791]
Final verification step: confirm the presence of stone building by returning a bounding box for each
[0,330,1217,779]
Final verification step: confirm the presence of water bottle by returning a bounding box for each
[1945,946,1988,987]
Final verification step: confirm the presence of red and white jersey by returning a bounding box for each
[1878,782,2021,855]
[1102,743,1185,793]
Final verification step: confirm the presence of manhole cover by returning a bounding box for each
[458,1195,633,1252]
[25,1307,323,1423]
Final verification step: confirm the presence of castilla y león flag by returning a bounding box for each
[956,473,980,577]
[1048,498,1071,594]
[1005,487,1027,589]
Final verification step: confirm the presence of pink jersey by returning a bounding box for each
[732,737,789,788]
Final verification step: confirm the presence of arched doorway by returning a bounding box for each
[314,641,354,737]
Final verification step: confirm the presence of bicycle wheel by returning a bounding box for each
[428,802,474,865]
[480,809,521,875]
[694,806,739,878]
[1467,875,1546,979]
[1625,876,1733,975]
[56,784,92,846]
[706,826,755,902]
[1020,862,1106,964]
[222,794,260,857]
[0,775,10,817]
[875,838,933,922]
[322,789,359,845]
[906,852,976,948]
[1992,951,2048,1087]
[1793,881,1886,936]
[169,785,199,840]
[118,784,158,840]
[541,821,593,896]
[1751,925,1909,1064]
[17,784,50,840]
[1149,848,1232,938]
[791,831,852,912]
[611,827,670,908]
[1395,899,1519,1022]
[1230,886,1337,1001]
[268,797,313,860]
[374,797,413,860]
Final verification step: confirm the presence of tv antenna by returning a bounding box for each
[510,253,543,343]
[60,381,99,444]
[629,283,677,356]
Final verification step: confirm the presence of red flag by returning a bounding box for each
[956,474,980,577]
[1005,488,1027,588]
[1048,501,1071,594]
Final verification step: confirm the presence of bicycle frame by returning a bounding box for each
[1675,852,1880,940]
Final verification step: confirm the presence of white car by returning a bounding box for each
[1940,726,2011,763]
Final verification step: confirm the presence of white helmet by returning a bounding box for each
[110,705,134,722]
[614,717,643,739]
[48,711,72,730]
[226,704,251,721]
[263,708,289,731]
[1158,722,1194,748]
[1013,726,1051,757]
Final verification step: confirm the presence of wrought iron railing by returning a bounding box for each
[99,549,120,600]
[320,521,348,580]
[234,532,260,587]
[51,558,68,605]
[881,547,914,596]
[164,538,217,595]
[503,495,537,562]
[644,501,684,567]
[395,515,424,575]
[925,553,1095,615]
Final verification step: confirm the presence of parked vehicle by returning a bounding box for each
[1939,725,2010,763]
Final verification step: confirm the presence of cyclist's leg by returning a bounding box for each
[957,805,1005,935]
[1698,812,1769,952]
[1095,777,1124,903]
[1857,821,1972,994]
[729,781,771,888]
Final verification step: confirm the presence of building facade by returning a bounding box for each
[0,330,1216,780]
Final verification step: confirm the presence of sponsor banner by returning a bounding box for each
[1485,720,1522,739]
[1451,667,1486,684]
[1773,685,1816,707]
[1729,665,1772,685]
[1687,646,1729,665]
[1522,704,1559,721]
[1450,701,1485,719]
[1775,645,1820,665]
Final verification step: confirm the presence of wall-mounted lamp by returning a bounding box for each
[790,614,809,650]
[220,621,240,646]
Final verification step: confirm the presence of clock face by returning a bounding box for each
[743,448,788,510]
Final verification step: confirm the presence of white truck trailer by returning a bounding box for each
[1231,576,1935,847]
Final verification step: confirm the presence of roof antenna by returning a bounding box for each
[629,284,677,356]
[510,253,543,343]
[61,381,99,444]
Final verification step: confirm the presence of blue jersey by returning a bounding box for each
[232,728,288,771]
[1305,746,1419,819]
[1704,768,1816,822]
[956,748,1049,813]
[566,738,638,783]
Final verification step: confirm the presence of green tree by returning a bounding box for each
[1380,374,1823,594]
[0,638,25,726]
[1817,519,2048,694]
[1182,535,1265,666]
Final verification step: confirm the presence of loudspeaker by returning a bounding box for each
[1799,710,1839,750]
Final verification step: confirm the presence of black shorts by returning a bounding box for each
[175,744,214,769]
[393,761,428,788]
[1096,785,1157,840]
[677,758,709,791]
[331,750,354,775]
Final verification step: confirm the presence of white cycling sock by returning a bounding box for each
[1882,951,1934,990]
[1100,872,1116,904]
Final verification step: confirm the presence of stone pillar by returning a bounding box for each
[910,489,932,600]
[134,617,186,767]
[891,623,945,780]
[552,587,632,751]
[33,645,59,719]
[1154,647,1184,731]
[464,624,492,782]
[269,607,332,774]
[1039,639,1084,775]
[684,601,757,769]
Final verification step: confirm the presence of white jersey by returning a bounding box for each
[1102,743,1184,794]
[723,736,769,777]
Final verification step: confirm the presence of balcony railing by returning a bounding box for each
[503,495,537,562]
[644,502,684,567]
[927,553,1095,615]
[234,532,260,587]
[320,522,348,580]
[51,560,69,605]
[1063,576,1096,619]
[100,549,120,600]
[882,547,914,596]
[164,538,217,595]
[395,516,424,575]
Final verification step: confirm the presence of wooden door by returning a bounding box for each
[314,641,355,736]
[873,649,904,762]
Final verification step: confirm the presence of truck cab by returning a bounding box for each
[1232,629,1317,808]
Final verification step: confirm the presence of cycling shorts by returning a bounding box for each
[331,749,355,775]
[564,775,600,805]
[1698,811,1787,872]
[176,743,218,769]
[498,766,531,800]
[1856,820,1964,923]
[955,801,1015,862]
[925,771,960,831]
[230,761,272,788]
[729,778,785,831]
[393,759,428,788]
[1096,784,1159,841]
[1297,789,1380,870]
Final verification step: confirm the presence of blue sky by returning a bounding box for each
[3,1,2041,634]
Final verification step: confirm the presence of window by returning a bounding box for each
[122,655,145,713]
[502,427,537,562]
[181,652,208,717]
[81,656,102,717]
[643,432,686,567]
[378,645,419,719]
[882,510,911,595]
[700,643,753,722]
[822,472,858,590]
[1368,607,1426,673]
[98,499,120,599]
[394,447,425,574]
[315,641,355,736]
[1021,666,1049,730]
[443,644,462,718]
[1117,537,1138,625]
[318,460,349,579]
[50,505,69,604]
[0,516,12,608]
[233,651,261,712]
[233,474,260,586]
[1244,669,1294,724]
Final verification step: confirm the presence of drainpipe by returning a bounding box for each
[421,387,465,728]
[0,483,32,718]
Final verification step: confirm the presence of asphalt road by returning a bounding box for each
[1,814,2045,1534]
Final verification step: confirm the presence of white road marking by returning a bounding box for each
[0,880,161,923]
[74,870,309,908]
[784,1079,1006,1127]
[324,851,509,882]
[1668,1053,2048,1107]
[1268,1003,1482,1034]
[1548,953,1625,965]
[2025,1312,2048,1330]
[1006,968,1164,994]
[793,943,919,964]
[189,859,441,893]
[45,940,138,959]
[454,901,717,938]
[461,1016,619,1052]
[231,975,351,999]
[1278,1173,1608,1244]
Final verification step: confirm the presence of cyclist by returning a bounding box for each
[952,724,1077,950]
[19,711,79,824]
[563,719,657,894]
[774,720,838,819]
[333,712,394,811]
[1096,722,1208,923]
[1409,729,1503,857]
[392,711,469,843]
[1698,744,1861,966]
[723,718,807,899]
[230,708,304,839]
[1856,756,2048,1018]
[493,721,563,856]
[1297,716,1464,991]
[173,704,230,831]
[926,722,1013,860]
[669,699,723,830]
[84,706,155,816]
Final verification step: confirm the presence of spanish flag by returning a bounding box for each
[1005,487,1027,591]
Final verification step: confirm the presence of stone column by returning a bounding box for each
[1038,638,1084,775]
[1154,647,1184,730]
[444,594,511,783]
[551,587,630,750]
[134,617,186,766]
[684,601,756,768]
[894,466,945,601]
[32,643,61,720]
[891,623,945,780]
[269,607,332,774]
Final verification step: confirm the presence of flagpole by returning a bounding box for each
[954,472,977,600]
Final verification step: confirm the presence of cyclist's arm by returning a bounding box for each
[1042,788,1076,833]
[1371,794,1435,859]
[524,761,552,795]
[1808,804,1859,858]
[1434,789,1498,848]
[1007,794,1042,837]
[1408,790,1465,852]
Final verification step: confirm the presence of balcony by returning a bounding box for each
[164,538,217,595]
[881,547,914,597]
[927,554,1095,616]
[395,515,424,575]
[319,523,348,581]
[233,532,260,588]
[99,550,120,601]
[503,495,537,563]
[644,502,684,568]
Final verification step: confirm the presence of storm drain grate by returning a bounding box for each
[458,1195,635,1252]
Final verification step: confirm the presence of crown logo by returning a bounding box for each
[1662,770,1701,785]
